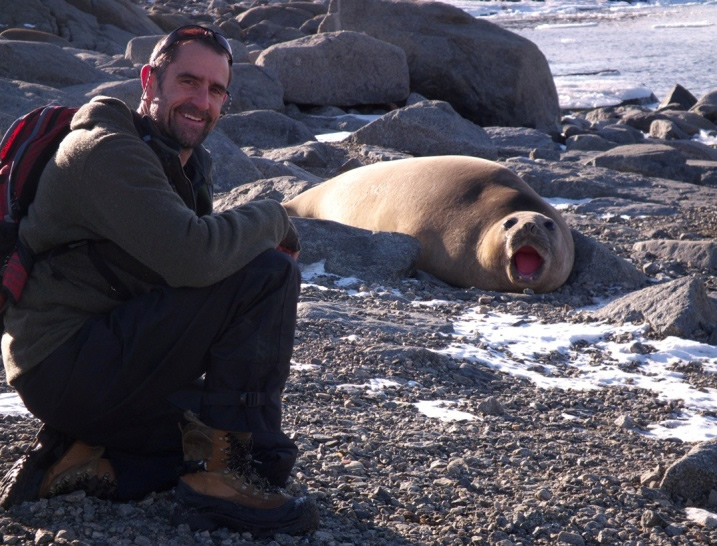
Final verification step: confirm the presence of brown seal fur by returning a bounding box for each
[283,155,575,293]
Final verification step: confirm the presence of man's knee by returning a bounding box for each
[243,249,300,290]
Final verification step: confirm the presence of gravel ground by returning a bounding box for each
[0,204,715,545]
[1,1,716,543]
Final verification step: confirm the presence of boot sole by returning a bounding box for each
[0,425,69,509]
[172,481,320,537]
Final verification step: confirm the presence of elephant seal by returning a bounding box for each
[283,155,574,293]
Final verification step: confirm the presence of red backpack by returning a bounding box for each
[0,105,79,312]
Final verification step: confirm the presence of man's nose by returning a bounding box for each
[189,86,211,110]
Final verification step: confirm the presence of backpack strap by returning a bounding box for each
[35,241,133,301]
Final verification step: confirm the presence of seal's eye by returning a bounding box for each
[503,218,518,230]
[544,220,556,231]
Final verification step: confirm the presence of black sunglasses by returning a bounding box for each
[156,25,233,66]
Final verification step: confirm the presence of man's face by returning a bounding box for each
[147,40,231,153]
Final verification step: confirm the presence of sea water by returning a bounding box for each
[442,0,717,109]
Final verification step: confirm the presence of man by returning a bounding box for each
[0,25,319,537]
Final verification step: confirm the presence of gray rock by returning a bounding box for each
[249,158,324,185]
[348,100,497,159]
[256,31,410,107]
[0,41,113,88]
[213,177,315,210]
[243,20,306,49]
[203,131,264,192]
[661,440,717,504]
[292,217,421,283]
[573,197,677,217]
[0,28,71,47]
[687,160,717,186]
[592,276,717,342]
[586,144,702,184]
[260,142,347,177]
[484,126,558,159]
[124,34,163,65]
[633,240,717,271]
[690,89,717,122]
[663,139,717,162]
[658,83,698,110]
[565,134,616,152]
[622,108,717,136]
[649,119,690,140]
[216,111,316,150]
[0,78,71,118]
[236,4,324,30]
[320,0,560,132]
[228,63,284,113]
[596,124,644,144]
[80,80,143,108]
[568,230,648,290]
[0,0,161,55]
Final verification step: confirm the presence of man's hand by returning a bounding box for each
[276,219,301,261]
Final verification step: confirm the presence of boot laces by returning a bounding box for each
[223,433,275,498]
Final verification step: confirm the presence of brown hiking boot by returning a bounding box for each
[38,441,117,499]
[172,413,319,537]
[0,425,116,508]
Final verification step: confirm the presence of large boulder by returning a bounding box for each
[0,0,161,55]
[236,4,324,30]
[203,131,264,192]
[228,64,285,113]
[592,276,717,343]
[216,111,316,150]
[0,79,71,119]
[347,100,497,159]
[661,440,717,505]
[632,240,717,272]
[690,89,717,122]
[585,144,702,184]
[568,230,647,291]
[292,217,421,284]
[320,0,560,132]
[256,31,410,107]
[0,41,113,88]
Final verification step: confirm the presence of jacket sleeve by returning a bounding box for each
[74,130,289,288]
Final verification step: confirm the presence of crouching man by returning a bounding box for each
[0,25,319,537]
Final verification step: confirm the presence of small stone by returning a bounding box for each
[614,414,637,429]
[535,488,553,501]
[641,509,666,529]
[34,529,54,545]
[557,530,585,545]
[478,396,505,416]
[665,524,683,537]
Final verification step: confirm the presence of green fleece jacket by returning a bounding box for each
[1,97,291,384]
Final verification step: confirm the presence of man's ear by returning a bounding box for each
[140,64,153,91]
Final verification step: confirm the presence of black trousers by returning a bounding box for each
[14,249,300,500]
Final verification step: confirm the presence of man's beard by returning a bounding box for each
[155,102,213,149]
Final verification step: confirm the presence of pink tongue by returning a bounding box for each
[514,247,542,276]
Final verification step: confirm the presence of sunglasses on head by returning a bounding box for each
[156,25,233,65]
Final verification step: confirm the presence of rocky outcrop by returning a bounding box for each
[593,276,717,343]
[319,0,560,133]
[661,440,717,505]
[585,144,702,184]
[347,100,497,159]
[256,31,410,106]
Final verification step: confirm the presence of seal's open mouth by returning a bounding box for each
[513,246,543,279]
